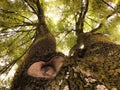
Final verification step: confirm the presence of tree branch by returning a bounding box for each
[86,17,98,23]
[0,39,35,75]
[101,0,120,13]
[76,0,89,36]
[24,0,38,14]
[91,23,103,33]
[84,21,93,29]
[34,0,49,35]
[0,9,33,23]
[57,29,73,45]
[0,54,24,74]
[35,0,45,22]
[18,37,34,47]
[101,0,115,10]
[69,0,89,56]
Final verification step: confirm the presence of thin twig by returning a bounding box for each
[0,9,34,23]
[86,16,98,23]
[102,0,120,13]
[91,23,102,32]
[0,39,35,75]
[101,0,115,10]
[8,32,24,47]
[18,32,35,47]
[24,0,38,14]
[84,21,94,29]
[57,29,73,45]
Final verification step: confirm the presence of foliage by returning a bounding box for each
[0,0,120,89]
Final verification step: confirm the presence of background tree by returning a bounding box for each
[0,0,120,90]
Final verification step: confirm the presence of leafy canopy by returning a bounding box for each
[0,0,120,89]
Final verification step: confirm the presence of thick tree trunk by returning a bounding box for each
[10,0,120,89]
[52,33,120,90]
[10,1,58,89]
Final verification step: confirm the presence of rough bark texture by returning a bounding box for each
[10,32,57,90]
[10,32,120,90]
[74,33,120,89]
[84,42,120,87]
[51,33,120,90]
[10,1,66,89]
